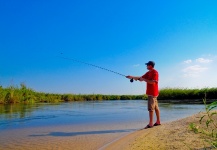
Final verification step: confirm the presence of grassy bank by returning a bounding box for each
[0,84,217,104]
[158,88,217,104]
[159,88,217,100]
[0,84,145,104]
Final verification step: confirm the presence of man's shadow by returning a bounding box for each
[29,129,136,137]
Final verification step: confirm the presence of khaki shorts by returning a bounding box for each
[148,96,159,111]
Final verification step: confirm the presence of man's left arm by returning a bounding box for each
[139,78,157,84]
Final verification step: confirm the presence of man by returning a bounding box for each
[126,61,161,129]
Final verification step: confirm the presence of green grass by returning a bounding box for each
[0,84,217,104]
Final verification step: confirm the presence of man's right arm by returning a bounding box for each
[126,76,140,81]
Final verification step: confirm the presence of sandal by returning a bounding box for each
[144,125,153,129]
[154,123,161,126]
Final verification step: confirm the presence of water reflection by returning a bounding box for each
[0,104,35,119]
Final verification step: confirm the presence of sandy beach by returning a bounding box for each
[105,113,214,150]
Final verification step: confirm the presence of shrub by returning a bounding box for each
[190,98,217,148]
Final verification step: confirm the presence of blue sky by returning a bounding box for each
[1,0,217,94]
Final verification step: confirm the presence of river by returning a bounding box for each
[0,100,205,149]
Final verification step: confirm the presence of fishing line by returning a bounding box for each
[58,55,134,82]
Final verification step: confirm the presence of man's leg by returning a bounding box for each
[147,96,155,127]
[155,108,161,124]
[154,97,161,124]
[149,110,154,126]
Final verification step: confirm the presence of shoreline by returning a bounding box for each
[0,98,216,105]
[103,113,212,150]
[158,99,216,104]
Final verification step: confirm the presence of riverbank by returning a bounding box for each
[104,113,214,150]
[158,99,216,104]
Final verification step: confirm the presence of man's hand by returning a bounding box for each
[144,79,157,84]
[126,75,133,79]
[138,77,142,81]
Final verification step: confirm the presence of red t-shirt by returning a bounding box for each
[142,69,159,97]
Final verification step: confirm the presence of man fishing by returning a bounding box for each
[126,61,161,129]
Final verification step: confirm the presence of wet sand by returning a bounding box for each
[105,113,214,150]
[0,122,139,150]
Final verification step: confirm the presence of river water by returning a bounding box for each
[0,100,205,130]
[0,100,205,149]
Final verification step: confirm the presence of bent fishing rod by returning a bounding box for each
[58,55,135,83]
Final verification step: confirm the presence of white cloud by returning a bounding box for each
[181,57,213,78]
[182,65,208,78]
[182,73,198,78]
[182,65,208,73]
[160,54,217,88]
[133,64,140,67]
[183,59,192,64]
[196,58,213,63]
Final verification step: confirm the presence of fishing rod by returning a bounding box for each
[58,55,135,82]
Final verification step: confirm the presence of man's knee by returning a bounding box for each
[148,109,154,112]
[155,107,159,111]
